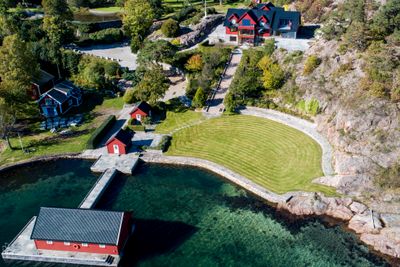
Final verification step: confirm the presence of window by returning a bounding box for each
[64,242,71,246]
[136,114,142,121]
[45,98,52,106]
[68,99,73,106]
[82,243,88,247]
[229,36,237,42]
[99,244,106,248]
[231,19,237,25]
[242,19,251,26]
[46,240,53,245]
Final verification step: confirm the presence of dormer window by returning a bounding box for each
[231,19,237,25]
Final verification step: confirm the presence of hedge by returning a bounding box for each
[76,28,124,46]
[87,115,116,149]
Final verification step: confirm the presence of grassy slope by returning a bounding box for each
[156,110,205,134]
[164,114,335,195]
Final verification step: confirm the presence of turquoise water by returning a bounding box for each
[0,159,98,267]
[96,163,390,267]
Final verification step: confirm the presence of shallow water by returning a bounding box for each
[96,163,389,267]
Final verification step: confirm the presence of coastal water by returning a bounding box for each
[97,163,389,267]
[0,160,391,267]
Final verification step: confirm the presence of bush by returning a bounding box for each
[375,162,400,189]
[77,28,124,46]
[296,98,320,116]
[264,38,276,56]
[171,38,181,46]
[173,6,196,22]
[123,88,137,104]
[161,19,180,38]
[303,55,321,75]
[185,54,203,72]
[158,135,172,152]
[87,115,116,149]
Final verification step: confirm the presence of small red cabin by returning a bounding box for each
[31,207,133,255]
[106,128,134,155]
[29,70,55,100]
[129,101,152,123]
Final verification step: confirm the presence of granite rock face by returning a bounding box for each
[179,15,224,48]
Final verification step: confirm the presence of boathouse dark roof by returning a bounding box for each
[130,101,152,115]
[32,70,54,87]
[31,207,126,245]
[105,128,134,146]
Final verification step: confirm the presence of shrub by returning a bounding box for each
[185,54,203,72]
[303,55,321,75]
[77,28,124,46]
[296,98,320,116]
[171,38,181,46]
[161,19,180,38]
[157,135,172,152]
[123,88,137,104]
[192,87,206,108]
[173,6,196,22]
[375,162,400,189]
[264,38,276,56]
[87,115,116,149]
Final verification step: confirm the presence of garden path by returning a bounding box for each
[206,49,242,114]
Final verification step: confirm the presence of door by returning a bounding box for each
[113,144,120,154]
[136,114,142,122]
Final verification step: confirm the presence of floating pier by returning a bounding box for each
[1,217,119,267]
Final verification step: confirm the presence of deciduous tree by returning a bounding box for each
[132,66,169,105]
[123,0,154,53]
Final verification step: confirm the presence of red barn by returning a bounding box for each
[29,70,55,100]
[30,207,133,256]
[129,101,152,123]
[106,128,134,155]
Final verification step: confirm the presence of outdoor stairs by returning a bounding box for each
[105,255,114,265]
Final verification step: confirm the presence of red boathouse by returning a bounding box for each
[31,207,132,255]
[106,128,134,155]
[129,101,152,123]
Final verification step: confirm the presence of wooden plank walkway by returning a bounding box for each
[79,168,118,209]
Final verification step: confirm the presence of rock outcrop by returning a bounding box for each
[179,14,224,48]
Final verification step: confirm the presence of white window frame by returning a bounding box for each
[99,244,106,248]
[46,240,53,245]
[64,242,71,246]
[136,114,142,121]
[82,243,88,247]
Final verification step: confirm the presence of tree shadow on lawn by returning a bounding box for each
[120,218,198,266]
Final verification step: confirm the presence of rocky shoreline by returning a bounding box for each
[141,151,400,261]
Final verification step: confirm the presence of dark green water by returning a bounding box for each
[0,159,98,267]
[0,160,391,267]
[97,163,390,267]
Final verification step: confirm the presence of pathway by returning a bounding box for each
[240,107,334,176]
[205,49,242,114]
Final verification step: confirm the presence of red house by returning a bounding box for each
[30,207,132,256]
[106,128,134,155]
[129,101,152,123]
[223,2,301,45]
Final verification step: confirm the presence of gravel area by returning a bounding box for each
[240,107,334,176]
[74,43,138,70]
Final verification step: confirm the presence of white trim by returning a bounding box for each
[99,244,106,248]
[115,213,124,246]
[81,243,88,247]
[46,240,53,245]
[64,242,71,246]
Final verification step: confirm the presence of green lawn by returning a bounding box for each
[156,110,205,134]
[100,97,125,110]
[165,114,336,195]
[91,6,123,12]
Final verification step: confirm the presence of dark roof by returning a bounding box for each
[255,2,275,10]
[224,5,300,32]
[106,128,134,146]
[130,101,152,115]
[32,70,54,87]
[47,88,68,103]
[272,10,301,31]
[31,207,127,245]
[54,81,77,94]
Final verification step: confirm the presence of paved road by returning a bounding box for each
[206,49,242,114]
